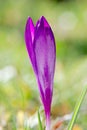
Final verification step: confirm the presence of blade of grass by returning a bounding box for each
[68,85,87,130]
[38,110,43,130]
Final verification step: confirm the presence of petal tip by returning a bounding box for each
[26,17,33,26]
[25,16,34,41]
[40,16,50,28]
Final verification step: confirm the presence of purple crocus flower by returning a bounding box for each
[24,16,56,130]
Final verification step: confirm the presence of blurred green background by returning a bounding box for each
[0,0,87,130]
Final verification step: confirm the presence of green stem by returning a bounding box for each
[68,85,87,130]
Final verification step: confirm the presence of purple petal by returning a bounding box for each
[24,16,56,130]
[34,16,56,112]
[34,16,56,89]
[24,17,37,73]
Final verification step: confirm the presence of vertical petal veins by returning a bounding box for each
[33,16,56,118]
[34,16,56,91]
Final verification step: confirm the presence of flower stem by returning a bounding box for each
[46,112,50,130]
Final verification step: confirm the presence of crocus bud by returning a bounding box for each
[24,16,56,130]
